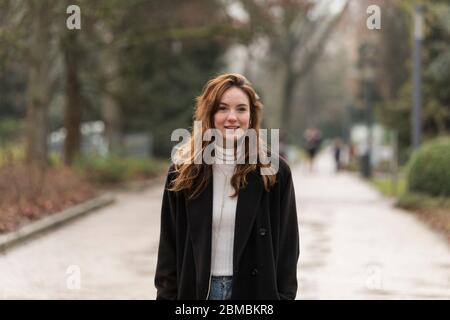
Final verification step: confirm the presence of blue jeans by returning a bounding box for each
[208,276,232,300]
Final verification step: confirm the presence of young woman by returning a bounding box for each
[155,73,299,300]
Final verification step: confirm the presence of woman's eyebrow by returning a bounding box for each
[219,102,249,107]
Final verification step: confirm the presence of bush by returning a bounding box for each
[75,155,129,184]
[75,155,166,185]
[397,192,450,210]
[125,157,163,179]
[406,137,450,197]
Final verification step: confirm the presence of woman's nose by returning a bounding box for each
[227,111,237,122]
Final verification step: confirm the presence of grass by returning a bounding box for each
[397,192,450,210]
[371,175,407,197]
[0,143,25,166]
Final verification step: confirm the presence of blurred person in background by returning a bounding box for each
[303,128,322,173]
[333,138,343,172]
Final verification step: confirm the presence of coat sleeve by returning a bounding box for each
[154,170,178,300]
[277,165,300,300]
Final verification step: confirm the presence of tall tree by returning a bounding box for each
[61,30,83,165]
[239,0,350,140]
[114,0,233,156]
[99,28,122,154]
[25,0,53,168]
[373,0,450,160]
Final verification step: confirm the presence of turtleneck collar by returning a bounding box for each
[215,144,235,164]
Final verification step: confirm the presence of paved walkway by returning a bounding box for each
[296,148,449,299]
[0,150,449,299]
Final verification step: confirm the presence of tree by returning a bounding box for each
[25,0,53,168]
[61,30,83,165]
[238,0,350,141]
[374,0,450,162]
[422,1,450,136]
[113,0,234,156]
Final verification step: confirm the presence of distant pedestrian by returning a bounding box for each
[303,128,322,172]
[348,142,357,166]
[333,138,343,172]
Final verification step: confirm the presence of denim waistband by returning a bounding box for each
[211,275,232,281]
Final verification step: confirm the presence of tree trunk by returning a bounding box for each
[102,93,121,154]
[280,64,297,142]
[25,1,51,169]
[62,32,82,165]
[274,0,350,141]
[101,43,122,154]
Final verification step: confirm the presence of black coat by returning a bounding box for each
[154,158,299,300]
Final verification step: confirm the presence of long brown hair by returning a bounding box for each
[169,73,277,200]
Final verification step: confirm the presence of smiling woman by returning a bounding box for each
[154,73,300,300]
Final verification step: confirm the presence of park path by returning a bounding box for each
[296,147,449,299]
[0,149,449,299]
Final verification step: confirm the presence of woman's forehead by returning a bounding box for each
[220,87,249,104]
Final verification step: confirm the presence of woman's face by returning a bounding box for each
[213,87,251,145]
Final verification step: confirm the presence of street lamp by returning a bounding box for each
[412,4,424,150]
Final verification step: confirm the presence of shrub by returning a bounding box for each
[75,155,166,185]
[397,192,450,210]
[125,157,163,179]
[406,137,450,197]
[75,155,129,184]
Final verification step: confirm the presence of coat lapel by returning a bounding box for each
[233,170,264,269]
[185,177,213,284]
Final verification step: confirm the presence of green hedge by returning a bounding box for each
[407,137,450,197]
[397,192,450,210]
[75,155,166,184]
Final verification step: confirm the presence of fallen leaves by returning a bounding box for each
[0,164,98,234]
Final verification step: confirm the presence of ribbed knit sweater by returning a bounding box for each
[211,145,238,276]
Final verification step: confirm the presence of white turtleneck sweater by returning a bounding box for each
[211,145,238,276]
